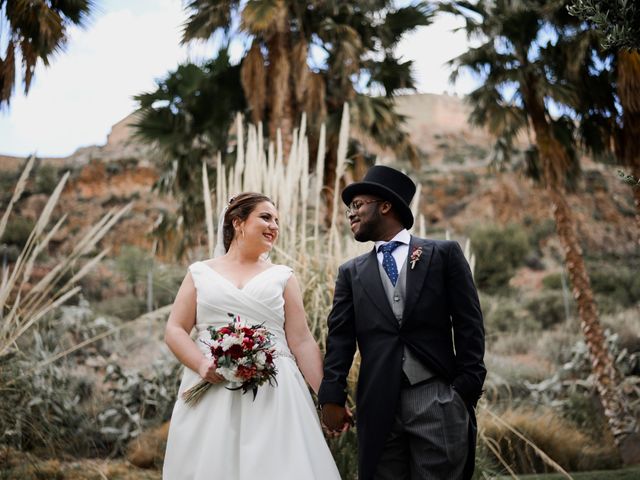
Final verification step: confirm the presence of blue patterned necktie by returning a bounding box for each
[378,241,402,286]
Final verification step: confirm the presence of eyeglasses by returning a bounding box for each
[345,199,384,218]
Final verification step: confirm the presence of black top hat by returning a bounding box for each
[342,165,416,229]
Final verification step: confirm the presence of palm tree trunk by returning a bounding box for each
[526,85,640,460]
[548,186,640,463]
[267,22,294,161]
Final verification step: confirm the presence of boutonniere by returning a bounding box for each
[410,246,423,269]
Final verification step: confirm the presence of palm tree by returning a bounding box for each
[181,0,431,171]
[305,1,430,201]
[0,0,95,109]
[443,0,640,463]
[135,1,432,250]
[183,0,297,157]
[133,51,245,258]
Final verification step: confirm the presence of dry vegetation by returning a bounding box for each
[1,109,639,479]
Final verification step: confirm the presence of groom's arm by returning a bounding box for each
[446,241,486,408]
[318,264,357,408]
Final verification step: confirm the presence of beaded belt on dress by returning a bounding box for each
[275,349,296,361]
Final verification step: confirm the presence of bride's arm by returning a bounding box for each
[283,274,323,394]
[164,272,222,383]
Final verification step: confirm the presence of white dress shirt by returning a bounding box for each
[375,229,410,274]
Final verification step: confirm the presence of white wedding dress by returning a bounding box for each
[163,261,341,480]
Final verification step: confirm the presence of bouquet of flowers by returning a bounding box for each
[182,314,278,406]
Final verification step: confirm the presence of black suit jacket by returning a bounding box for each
[318,237,486,480]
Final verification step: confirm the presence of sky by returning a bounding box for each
[0,1,476,158]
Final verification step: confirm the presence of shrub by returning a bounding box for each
[96,294,146,320]
[98,359,180,455]
[588,263,640,311]
[150,264,184,308]
[115,245,154,295]
[479,408,619,474]
[525,291,572,328]
[542,272,563,290]
[34,164,60,194]
[0,349,102,456]
[528,218,556,251]
[560,392,611,443]
[484,297,539,334]
[1,217,35,248]
[470,224,530,293]
[536,329,580,366]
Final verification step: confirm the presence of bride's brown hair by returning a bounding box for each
[223,192,275,251]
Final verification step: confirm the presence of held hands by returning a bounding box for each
[198,358,224,384]
[321,403,354,437]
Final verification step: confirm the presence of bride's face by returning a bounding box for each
[238,201,279,251]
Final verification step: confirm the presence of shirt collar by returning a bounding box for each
[375,229,410,250]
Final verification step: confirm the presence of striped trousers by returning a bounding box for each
[373,378,469,480]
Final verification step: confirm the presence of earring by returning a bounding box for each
[241,229,245,239]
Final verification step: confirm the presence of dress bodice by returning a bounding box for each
[189,261,294,355]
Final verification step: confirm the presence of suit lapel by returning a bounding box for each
[402,237,434,321]
[355,247,397,325]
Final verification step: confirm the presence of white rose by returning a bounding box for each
[221,334,242,350]
[255,351,267,367]
[216,366,241,384]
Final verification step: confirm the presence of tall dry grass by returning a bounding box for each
[479,407,619,475]
[202,106,438,347]
[0,156,132,364]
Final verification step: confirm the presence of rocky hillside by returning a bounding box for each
[1,93,637,267]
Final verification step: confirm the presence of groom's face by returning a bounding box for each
[348,194,384,242]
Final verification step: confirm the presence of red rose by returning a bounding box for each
[227,344,244,360]
[211,345,224,357]
[237,365,257,380]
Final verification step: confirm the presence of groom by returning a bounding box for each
[319,165,486,480]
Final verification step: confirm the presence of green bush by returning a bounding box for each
[1,217,35,248]
[484,298,539,333]
[542,272,563,290]
[151,265,184,308]
[0,307,120,456]
[560,392,610,442]
[0,173,18,204]
[588,263,640,311]
[96,294,146,320]
[116,245,154,295]
[98,360,180,455]
[470,224,531,293]
[525,291,572,328]
[528,218,556,251]
[0,357,102,456]
[34,164,61,194]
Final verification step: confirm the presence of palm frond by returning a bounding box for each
[182,0,238,42]
[378,3,434,49]
[241,0,285,34]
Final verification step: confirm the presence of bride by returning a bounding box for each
[162,192,342,479]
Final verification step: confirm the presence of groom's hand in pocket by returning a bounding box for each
[322,403,352,435]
